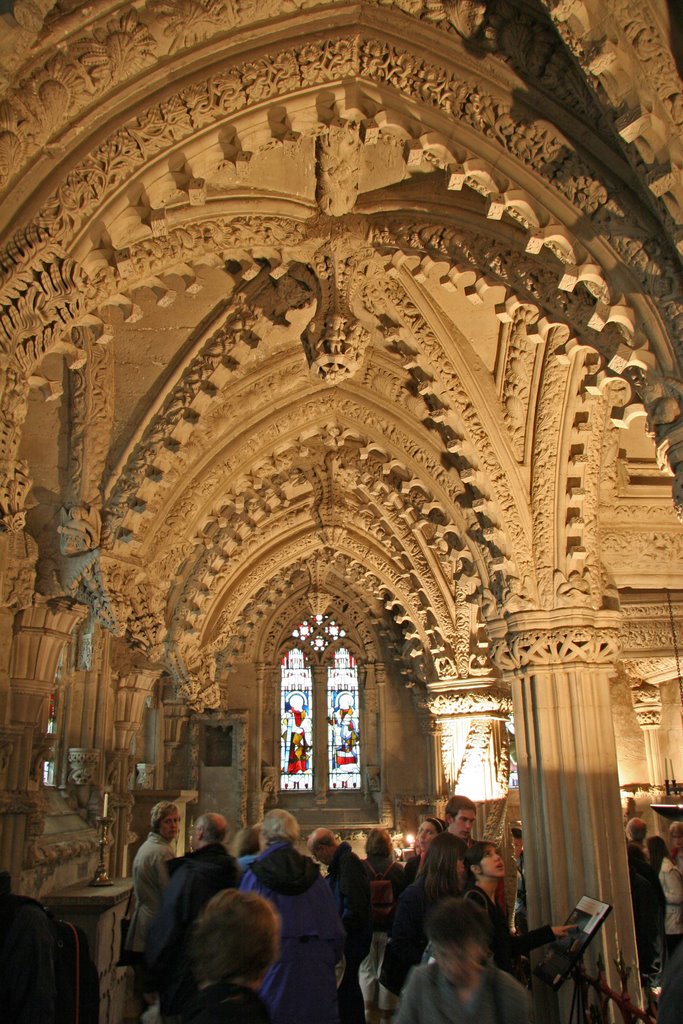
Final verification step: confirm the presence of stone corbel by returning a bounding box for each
[136,763,155,789]
[60,547,117,632]
[67,746,100,810]
[261,765,278,808]
[67,746,100,785]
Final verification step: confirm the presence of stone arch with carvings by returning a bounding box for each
[2,1,682,711]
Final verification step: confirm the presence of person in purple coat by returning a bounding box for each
[239,809,345,1024]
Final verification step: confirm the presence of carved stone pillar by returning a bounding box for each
[248,663,268,824]
[109,670,159,874]
[0,526,38,725]
[420,679,512,814]
[371,662,392,823]
[3,599,86,881]
[489,609,639,1020]
[162,698,192,790]
[362,662,381,806]
[630,678,664,787]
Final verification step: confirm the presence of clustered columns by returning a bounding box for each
[424,682,512,809]
[488,609,638,1018]
[108,669,160,876]
[629,676,665,788]
[2,600,86,881]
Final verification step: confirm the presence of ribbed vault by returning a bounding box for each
[3,0,683,710]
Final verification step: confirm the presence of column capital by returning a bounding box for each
[418,683,512,720]
[487,608,622,672]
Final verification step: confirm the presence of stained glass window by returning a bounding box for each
[280,648,313,791]
[327,647,361,789]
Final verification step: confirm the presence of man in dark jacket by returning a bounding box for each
[145,812,239,1018]
[0,870,56,1024]
[308,828,372,1024]
[240,809,345,1024]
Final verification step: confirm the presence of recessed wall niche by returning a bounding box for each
[192,713,248,833]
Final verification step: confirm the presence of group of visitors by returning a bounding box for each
[624,815,683,989]
[123,794,561,1024]
[121,797,683,1024]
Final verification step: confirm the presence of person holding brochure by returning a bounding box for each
[395,897,531,1024]
[463,842,572,975]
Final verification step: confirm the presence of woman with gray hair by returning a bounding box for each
[125,800,180,959]
[239,809,345,1024]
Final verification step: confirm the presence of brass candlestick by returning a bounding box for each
[90,815,114,886]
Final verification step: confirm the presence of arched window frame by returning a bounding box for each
[278,613,364,794]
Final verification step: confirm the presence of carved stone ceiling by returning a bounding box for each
[3,0,683,708]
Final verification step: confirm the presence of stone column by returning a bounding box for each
[162,698,192,790]
[630,678,664,787]
[253,663,279,822]
[371,663,393,824]
[3,599,86,881]
[489,609,639,1021]
[248,663,267,823]
[108,669,159,876]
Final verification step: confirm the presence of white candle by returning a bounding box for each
[103,792,109,817]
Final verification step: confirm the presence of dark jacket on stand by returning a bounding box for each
[146,842,239,1015]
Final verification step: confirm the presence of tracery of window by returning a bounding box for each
[280,647,313,791]
[327,647,361,790]
[292,614,346,651]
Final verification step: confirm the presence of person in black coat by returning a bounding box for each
[308,828,372,1024]
[383,832,465,995]
[0,870,56,1024]
[183,889,279,1024]
[463,842,570,975]
[146,812,239,1017]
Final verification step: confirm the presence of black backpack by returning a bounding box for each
[0,894,99,1024]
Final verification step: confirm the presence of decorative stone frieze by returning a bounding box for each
[421,685,513,718]
[488,610,622,672]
